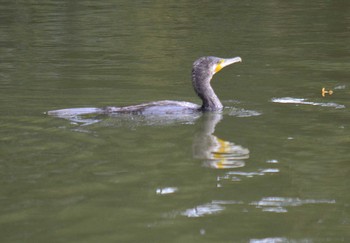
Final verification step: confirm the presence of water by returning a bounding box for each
[1,0,349,242]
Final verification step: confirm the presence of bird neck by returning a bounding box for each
[200,85,223,111]
[192,70,223,111]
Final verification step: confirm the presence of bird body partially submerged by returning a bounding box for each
[48,56,241,118]
[104,100,200,115]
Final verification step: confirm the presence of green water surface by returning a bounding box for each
[1,1,349,242]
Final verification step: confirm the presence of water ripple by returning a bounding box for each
[217,168,279,183]
[251,197,336,213]
[226,107,262,117]
[250,237,312,243]
[178,197,335,218]
[181,203,225,218]
[156,187,178,195]
[272,97,345,109]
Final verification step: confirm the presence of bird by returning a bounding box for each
[47,56,242,118]
[191,56,242,111]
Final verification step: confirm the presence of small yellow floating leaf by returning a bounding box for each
[322,87,333,97]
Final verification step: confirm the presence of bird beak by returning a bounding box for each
[214,57,242,73]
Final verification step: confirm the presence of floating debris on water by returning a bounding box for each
[321,87,333,97]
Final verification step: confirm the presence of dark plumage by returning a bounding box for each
[192,56,241,111]
[48,56,242,118]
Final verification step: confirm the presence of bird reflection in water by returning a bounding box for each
[192,112,249,169]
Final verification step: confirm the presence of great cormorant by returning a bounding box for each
[48,56,242,117]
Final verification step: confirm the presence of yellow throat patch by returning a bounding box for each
[214,60,225,73]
